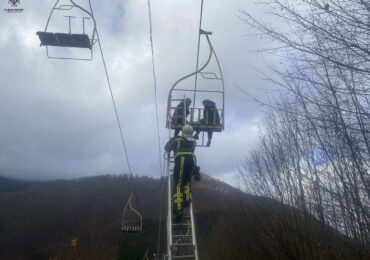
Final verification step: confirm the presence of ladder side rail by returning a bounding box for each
[189,201,198,260]
[167,152,173,260]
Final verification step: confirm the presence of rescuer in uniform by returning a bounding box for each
[172,98,192,137]
[165,124,200,222]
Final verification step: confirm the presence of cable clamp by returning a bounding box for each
[200,29,212,35]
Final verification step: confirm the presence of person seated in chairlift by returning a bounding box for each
[194,99,220,147]
[172,98,192,136]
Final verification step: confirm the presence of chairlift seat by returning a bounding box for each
[121,209,142,233]
[37,32,59,46]
[169,124,185,130]
[193,124,223,132]
[37,31,91,49]
[121,225,142,232]
[169,123,223,132]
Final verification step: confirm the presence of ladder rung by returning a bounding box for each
[173,234,192,238]
[172,216,190,221]
[172,223,190,226]
[172,255,195,259]
[172,243,194,247]
[172,228,191,232]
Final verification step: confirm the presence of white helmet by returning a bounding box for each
[182,124,194,141]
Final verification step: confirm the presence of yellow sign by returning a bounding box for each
[71,238,78,249]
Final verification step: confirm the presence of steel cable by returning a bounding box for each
[87,0,139,207]
[147,0,166,255]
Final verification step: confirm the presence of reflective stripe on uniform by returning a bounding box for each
[175,152,194,158]
[173,186,182,210]
[173,156,185,210]
[184,183,190,202]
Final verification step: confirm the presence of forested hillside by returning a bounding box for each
[0,176,38,194]
[0,175,366,259]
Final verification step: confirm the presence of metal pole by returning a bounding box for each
[192,0,205,110]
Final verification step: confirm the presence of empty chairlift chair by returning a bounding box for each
[36,0,97,60]
[121,193,143,232]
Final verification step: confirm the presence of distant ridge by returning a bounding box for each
[0,176,39,194]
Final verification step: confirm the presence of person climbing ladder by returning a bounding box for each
[165,124,199,222]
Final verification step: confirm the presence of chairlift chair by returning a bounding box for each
[166,30,225,147]
[36,0,97,60]
[121,193,143,233]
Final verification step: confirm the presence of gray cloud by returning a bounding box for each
[0,0,276,182]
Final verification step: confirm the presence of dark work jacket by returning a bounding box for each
[172,101,190,125]
[165,136,196,157]
[203,100,220,126]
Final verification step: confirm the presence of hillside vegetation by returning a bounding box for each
[0,175,367,260]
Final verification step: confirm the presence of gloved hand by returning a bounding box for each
[194,166,201,181]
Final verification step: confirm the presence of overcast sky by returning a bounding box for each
[0,0,277,183]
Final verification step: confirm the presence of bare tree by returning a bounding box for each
[239,0,370,247]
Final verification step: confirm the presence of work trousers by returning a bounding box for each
[172,155,196,216]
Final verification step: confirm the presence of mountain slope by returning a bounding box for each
[0,176,38,194]
[0,174,366,260]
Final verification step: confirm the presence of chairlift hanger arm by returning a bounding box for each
[70,0,97,45]
[44,0,60,31]
[125,194,142,218]
[166,34,213,125]
[38,0,98,60]
[206,33,225,130]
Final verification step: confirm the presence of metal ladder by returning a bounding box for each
[167,154,199,260]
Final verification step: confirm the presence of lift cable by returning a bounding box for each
[156,152,167,257]
[88,0,138,203]
[147,0,166,256]
[147,0,163,179]
[192,0,205,110]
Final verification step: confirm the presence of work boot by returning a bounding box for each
[194,133,199,140]
[206,139,211,147]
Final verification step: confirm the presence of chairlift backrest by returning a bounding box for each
[36,0,97,60]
